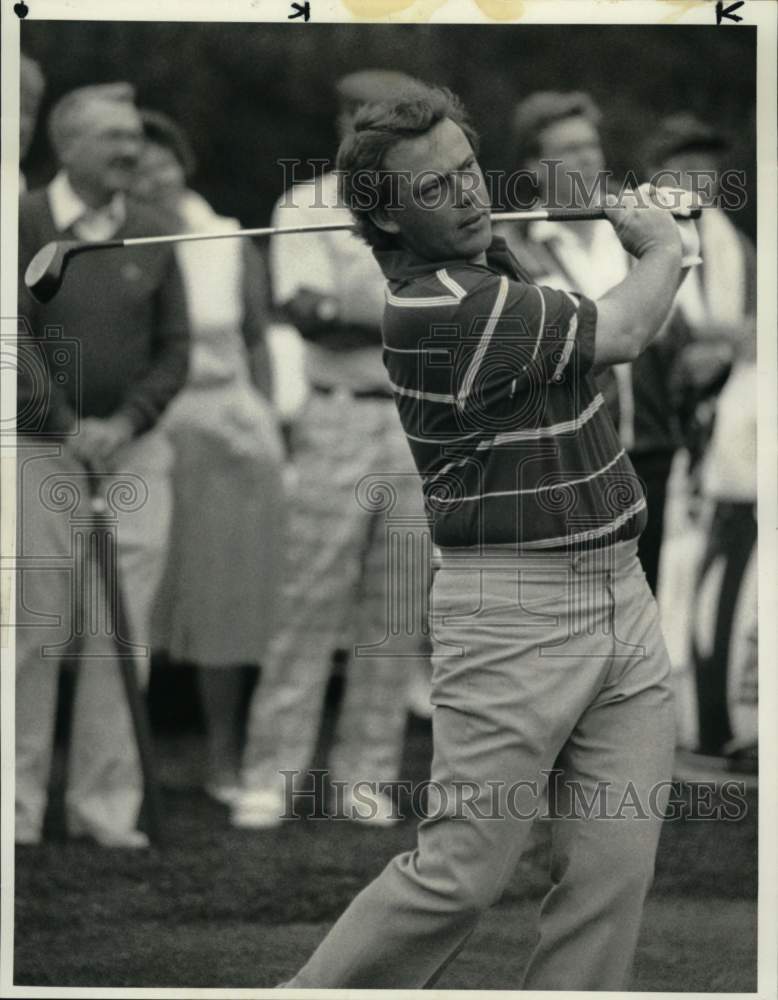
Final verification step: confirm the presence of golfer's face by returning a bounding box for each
[382,117,491,262]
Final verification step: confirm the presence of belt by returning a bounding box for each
[312,383,394,402]
[433,538,639,572]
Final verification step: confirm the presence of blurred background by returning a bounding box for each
[21,22,757,238]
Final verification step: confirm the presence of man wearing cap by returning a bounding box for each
[16,83,189,848]
[644,112,755,410]
[233,69,432,830]
[498,91,692,596]
[278,81,692,991]
[644,114,757,763]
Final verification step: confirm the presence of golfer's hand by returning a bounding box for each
[70,414,135,467]
[604,186,683,260]
[654,186,702,269]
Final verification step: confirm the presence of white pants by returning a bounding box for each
[241,391,430,792]
[14,432,172,840]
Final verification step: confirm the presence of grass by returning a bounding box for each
[13,673,758,991]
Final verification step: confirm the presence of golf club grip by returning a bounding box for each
[531,207,702,222]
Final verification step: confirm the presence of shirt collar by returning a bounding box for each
[47,171,126,236]
[374,234,524,283]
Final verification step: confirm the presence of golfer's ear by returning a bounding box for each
[370,206,401,236]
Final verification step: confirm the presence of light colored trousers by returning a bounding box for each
[286,538,675,990]
[242,390,430,791]
[14,433,172,841]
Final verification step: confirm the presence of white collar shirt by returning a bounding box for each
[47,170,126,241]
[528,218,630,297]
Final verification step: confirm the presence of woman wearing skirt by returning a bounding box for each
[134,111,287,800]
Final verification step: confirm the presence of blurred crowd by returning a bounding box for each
[14,53,757,850]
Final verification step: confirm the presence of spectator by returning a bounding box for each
[19,53,45,189]
[644,115,757,762]
[132,110,287,802]
[498,91,692,595]
[232,70,431,830]
[16,83,189,848]
[645,113,757,486]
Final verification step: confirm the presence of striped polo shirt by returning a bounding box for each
[374,235,648,549]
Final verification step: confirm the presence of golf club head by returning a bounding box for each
[24,240,79,304]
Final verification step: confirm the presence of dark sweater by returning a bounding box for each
[17,188,189,436]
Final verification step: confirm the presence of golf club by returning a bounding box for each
[25,204,702,304]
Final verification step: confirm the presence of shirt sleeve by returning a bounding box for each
[450,273,597,412]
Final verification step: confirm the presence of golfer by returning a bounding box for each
[280,84,689,990]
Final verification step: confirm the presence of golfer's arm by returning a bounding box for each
[594,246,684,366]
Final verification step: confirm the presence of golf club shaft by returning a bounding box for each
[23,200,703,304]
[119,206,700,250]
[87,471,165,846]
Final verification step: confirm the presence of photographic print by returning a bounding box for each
[1,1,775,995]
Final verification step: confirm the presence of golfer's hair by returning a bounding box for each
[335,85,479,250]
